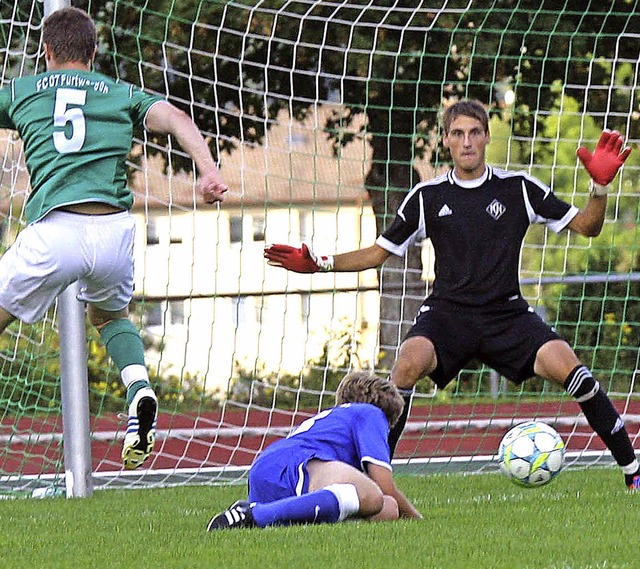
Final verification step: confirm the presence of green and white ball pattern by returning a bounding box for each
[498,421,565,487]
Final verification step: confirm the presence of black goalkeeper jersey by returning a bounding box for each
[376,166,578,307]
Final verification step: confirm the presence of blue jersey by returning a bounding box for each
[248,403,391,503]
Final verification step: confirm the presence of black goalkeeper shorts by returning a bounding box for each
[404,296,563,388]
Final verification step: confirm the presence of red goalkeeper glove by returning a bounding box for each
[264,243,334,273]
[576,129,631,194]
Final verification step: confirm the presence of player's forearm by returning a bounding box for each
[392,489,422,519]
[583,193,607,235]
[146,102,219,177]
[332,244,389,272]
[166,113,218,177]
[568,193,607,237]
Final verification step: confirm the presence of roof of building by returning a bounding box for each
[131,106,372,211]
[0,106,435,213]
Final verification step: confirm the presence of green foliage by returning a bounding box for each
[539,223,640,392]
[553,286,639,391]
[483,88,640,396]
[0,0,44,77]
[0,311,221,417]
[0,322,61,416]
[85,1,640,368]
[88,0,640,174]
[88,307,223,413]
[3,0,639,417]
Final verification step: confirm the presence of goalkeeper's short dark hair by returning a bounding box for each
[441,98,490,134]
[335,371,404,428]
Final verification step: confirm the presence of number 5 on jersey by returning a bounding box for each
[53,88,86,153]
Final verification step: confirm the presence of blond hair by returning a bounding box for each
[335,371,404,428]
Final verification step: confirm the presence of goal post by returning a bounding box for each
[44,0,94,500]
[0,0,639,496]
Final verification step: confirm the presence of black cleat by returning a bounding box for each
[207,500,256,531]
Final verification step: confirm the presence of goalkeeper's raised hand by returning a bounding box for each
[577,130,632,195]
[264,243,333,273]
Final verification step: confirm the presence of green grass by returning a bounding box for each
[0,468,638,569]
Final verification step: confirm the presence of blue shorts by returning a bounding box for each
[248,448,315,503]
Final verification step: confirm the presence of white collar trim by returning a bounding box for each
[450,165,490,189]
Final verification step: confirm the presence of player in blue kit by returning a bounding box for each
[207,371,422,529]
[265,99,640,489]
[0,7,228,469]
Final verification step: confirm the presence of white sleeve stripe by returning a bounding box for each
[396,179,438,218]
[493,168,551,198]
[142,100,166,131]
[382,185,427,255]
[548,206,579,233]
[520,180,577,233]
[520,171,551,198]
[362,456,392,471]
[295,462,306,496]
[419,191,426,236]
[396,185,420,220]
[521,180,539,224]
[376,234,412,257]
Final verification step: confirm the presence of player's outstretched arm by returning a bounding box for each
[264,243,390,273]
[366,464,422,520]
[145,101,228,205]
[569,130,632,237]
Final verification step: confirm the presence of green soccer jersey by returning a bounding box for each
[0,69,163,223]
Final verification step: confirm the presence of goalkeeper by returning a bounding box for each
[207,371,422,529]
[265,99,640,489]
[0,7,228,469]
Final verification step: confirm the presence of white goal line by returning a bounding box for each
[0,449,611,488]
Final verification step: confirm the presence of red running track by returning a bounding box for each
[2,399,639,476]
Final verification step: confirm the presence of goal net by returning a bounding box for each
[0,0,638,495]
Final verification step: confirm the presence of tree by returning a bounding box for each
[89,0,640,369]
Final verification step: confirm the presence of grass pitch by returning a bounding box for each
[0,467,637,569]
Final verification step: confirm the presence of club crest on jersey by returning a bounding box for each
[486,199,506,220]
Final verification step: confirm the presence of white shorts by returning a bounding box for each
[0,210,135,324]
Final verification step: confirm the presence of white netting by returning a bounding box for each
[0,0,638,493]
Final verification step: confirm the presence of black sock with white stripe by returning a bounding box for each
[564,365,638,480]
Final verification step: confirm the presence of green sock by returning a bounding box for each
[126,380,150,405]
[100,318,146,370]
[100,319,150,405]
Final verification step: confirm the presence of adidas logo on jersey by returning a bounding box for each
[438,204,453,217]
[486,199,506,220]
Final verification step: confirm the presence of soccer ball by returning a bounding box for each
[498,421,565,487]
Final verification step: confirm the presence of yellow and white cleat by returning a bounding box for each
[122,387,157,470]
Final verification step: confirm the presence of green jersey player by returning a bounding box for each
[4,69,159,224]
[0,7,228,470]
